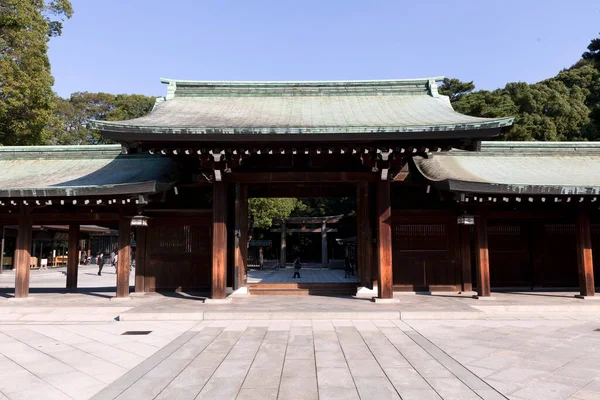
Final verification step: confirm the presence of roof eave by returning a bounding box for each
[0,180,174,199]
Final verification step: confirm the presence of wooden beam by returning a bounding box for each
[459,224,473,292]
[474,212,491,297]
[226,172,378,183]
[31,213,121,223]
[116,213,131,298]
[357,182,372,289]
[376,180,393,299]
[14,208,32,298]
[134,226,147,293]
[576,208,595,297]
[270,228,338,233]
[212,182,228,299]
[66,224,80,290]
[234,183,248,290]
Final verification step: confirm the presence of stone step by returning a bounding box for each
[248,283,357,296]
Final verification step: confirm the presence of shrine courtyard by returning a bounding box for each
[0,285,600,400]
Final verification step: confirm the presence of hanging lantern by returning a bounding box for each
[130,215,149,227]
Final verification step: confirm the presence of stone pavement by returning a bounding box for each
[0,306,599,399]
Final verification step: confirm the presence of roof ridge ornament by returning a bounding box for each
[166,80,176,100]
[428,79,440,98]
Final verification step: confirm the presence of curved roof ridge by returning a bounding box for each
[159,77,445,86]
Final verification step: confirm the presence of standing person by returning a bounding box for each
[113,253,118,270]
[292,257,301,279]
[110,251,116,268]
[97,253,104,276]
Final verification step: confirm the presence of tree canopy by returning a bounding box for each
[445,34,600,142]
[0,0,73,146]
[248,198,301,230]
[47,92,156,145]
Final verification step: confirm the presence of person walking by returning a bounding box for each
[292,257,301,279]
[97,253,104,276]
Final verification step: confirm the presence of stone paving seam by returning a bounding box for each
[191,325,252,398]
[150,327,226,400]
[0,329,78,400]
[403,323,508,399]
[332,324,364,398]
[350,322,408,399]
[375,323,449,399]
[232,328,269,399]
[275,325,291,400]
[90,330,199,399]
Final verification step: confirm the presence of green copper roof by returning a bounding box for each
[89,77,514,137]
[0,145,177,198]
[415,142,600,195]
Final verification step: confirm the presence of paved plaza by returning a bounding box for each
[1,267,600,399]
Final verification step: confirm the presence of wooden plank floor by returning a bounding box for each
[247,267,358,284]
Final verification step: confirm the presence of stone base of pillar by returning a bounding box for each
[7,296,35,302]
[129,292,147,297]
[356,286,378,296]
[472,295,497,300]
[371,297,400,304]
[574,295,600,300]
[204,297,233,304]
[110,296,132,301]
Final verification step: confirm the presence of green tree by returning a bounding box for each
[0,0,73,145]
[248,198,300,230]
[438,78,475,102]
[48,92,156,145]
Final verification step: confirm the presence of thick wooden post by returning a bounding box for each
[212,182,228,299]
[376,180,393,299]
[356,182,372,288]
[14,208,32,298]
[459,224,473,292]
[66,224,80,290]
[116,214,131,298]
[474,212,491,297]
[576,208,595,297]
[134,227,147,293]
[234,183,248,289]
[280,221,286,267]
[0,225,5,274]
[321,221,328,268]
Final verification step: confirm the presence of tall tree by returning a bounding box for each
[48,92,156,145]
[0,0,73,145]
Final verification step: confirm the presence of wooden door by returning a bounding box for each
[487,220,532,287]
[391,214,459,291]
[144,216,212,292]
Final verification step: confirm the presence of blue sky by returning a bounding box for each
[49,0,600,98]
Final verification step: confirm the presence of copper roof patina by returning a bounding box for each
[414,142,600,195]
[0,145,178,198]
[89,78,513,139]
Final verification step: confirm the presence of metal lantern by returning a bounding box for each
[130,215,149,227]
[457,214,475,225]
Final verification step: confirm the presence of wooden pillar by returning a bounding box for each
[212,182,228,299]
[357,182,372,288]
[280,221,286,268]
[66,224,80,290]
[576,208,595,297]
[134,226,147,293]
[321,221,328,268]
[234,183,248,289]
[116,213,131,298]
[376,180,393,299]
[0,225,5,274]
[459,224,473,292]
[474,212,491,297]
[14,208,32,298]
